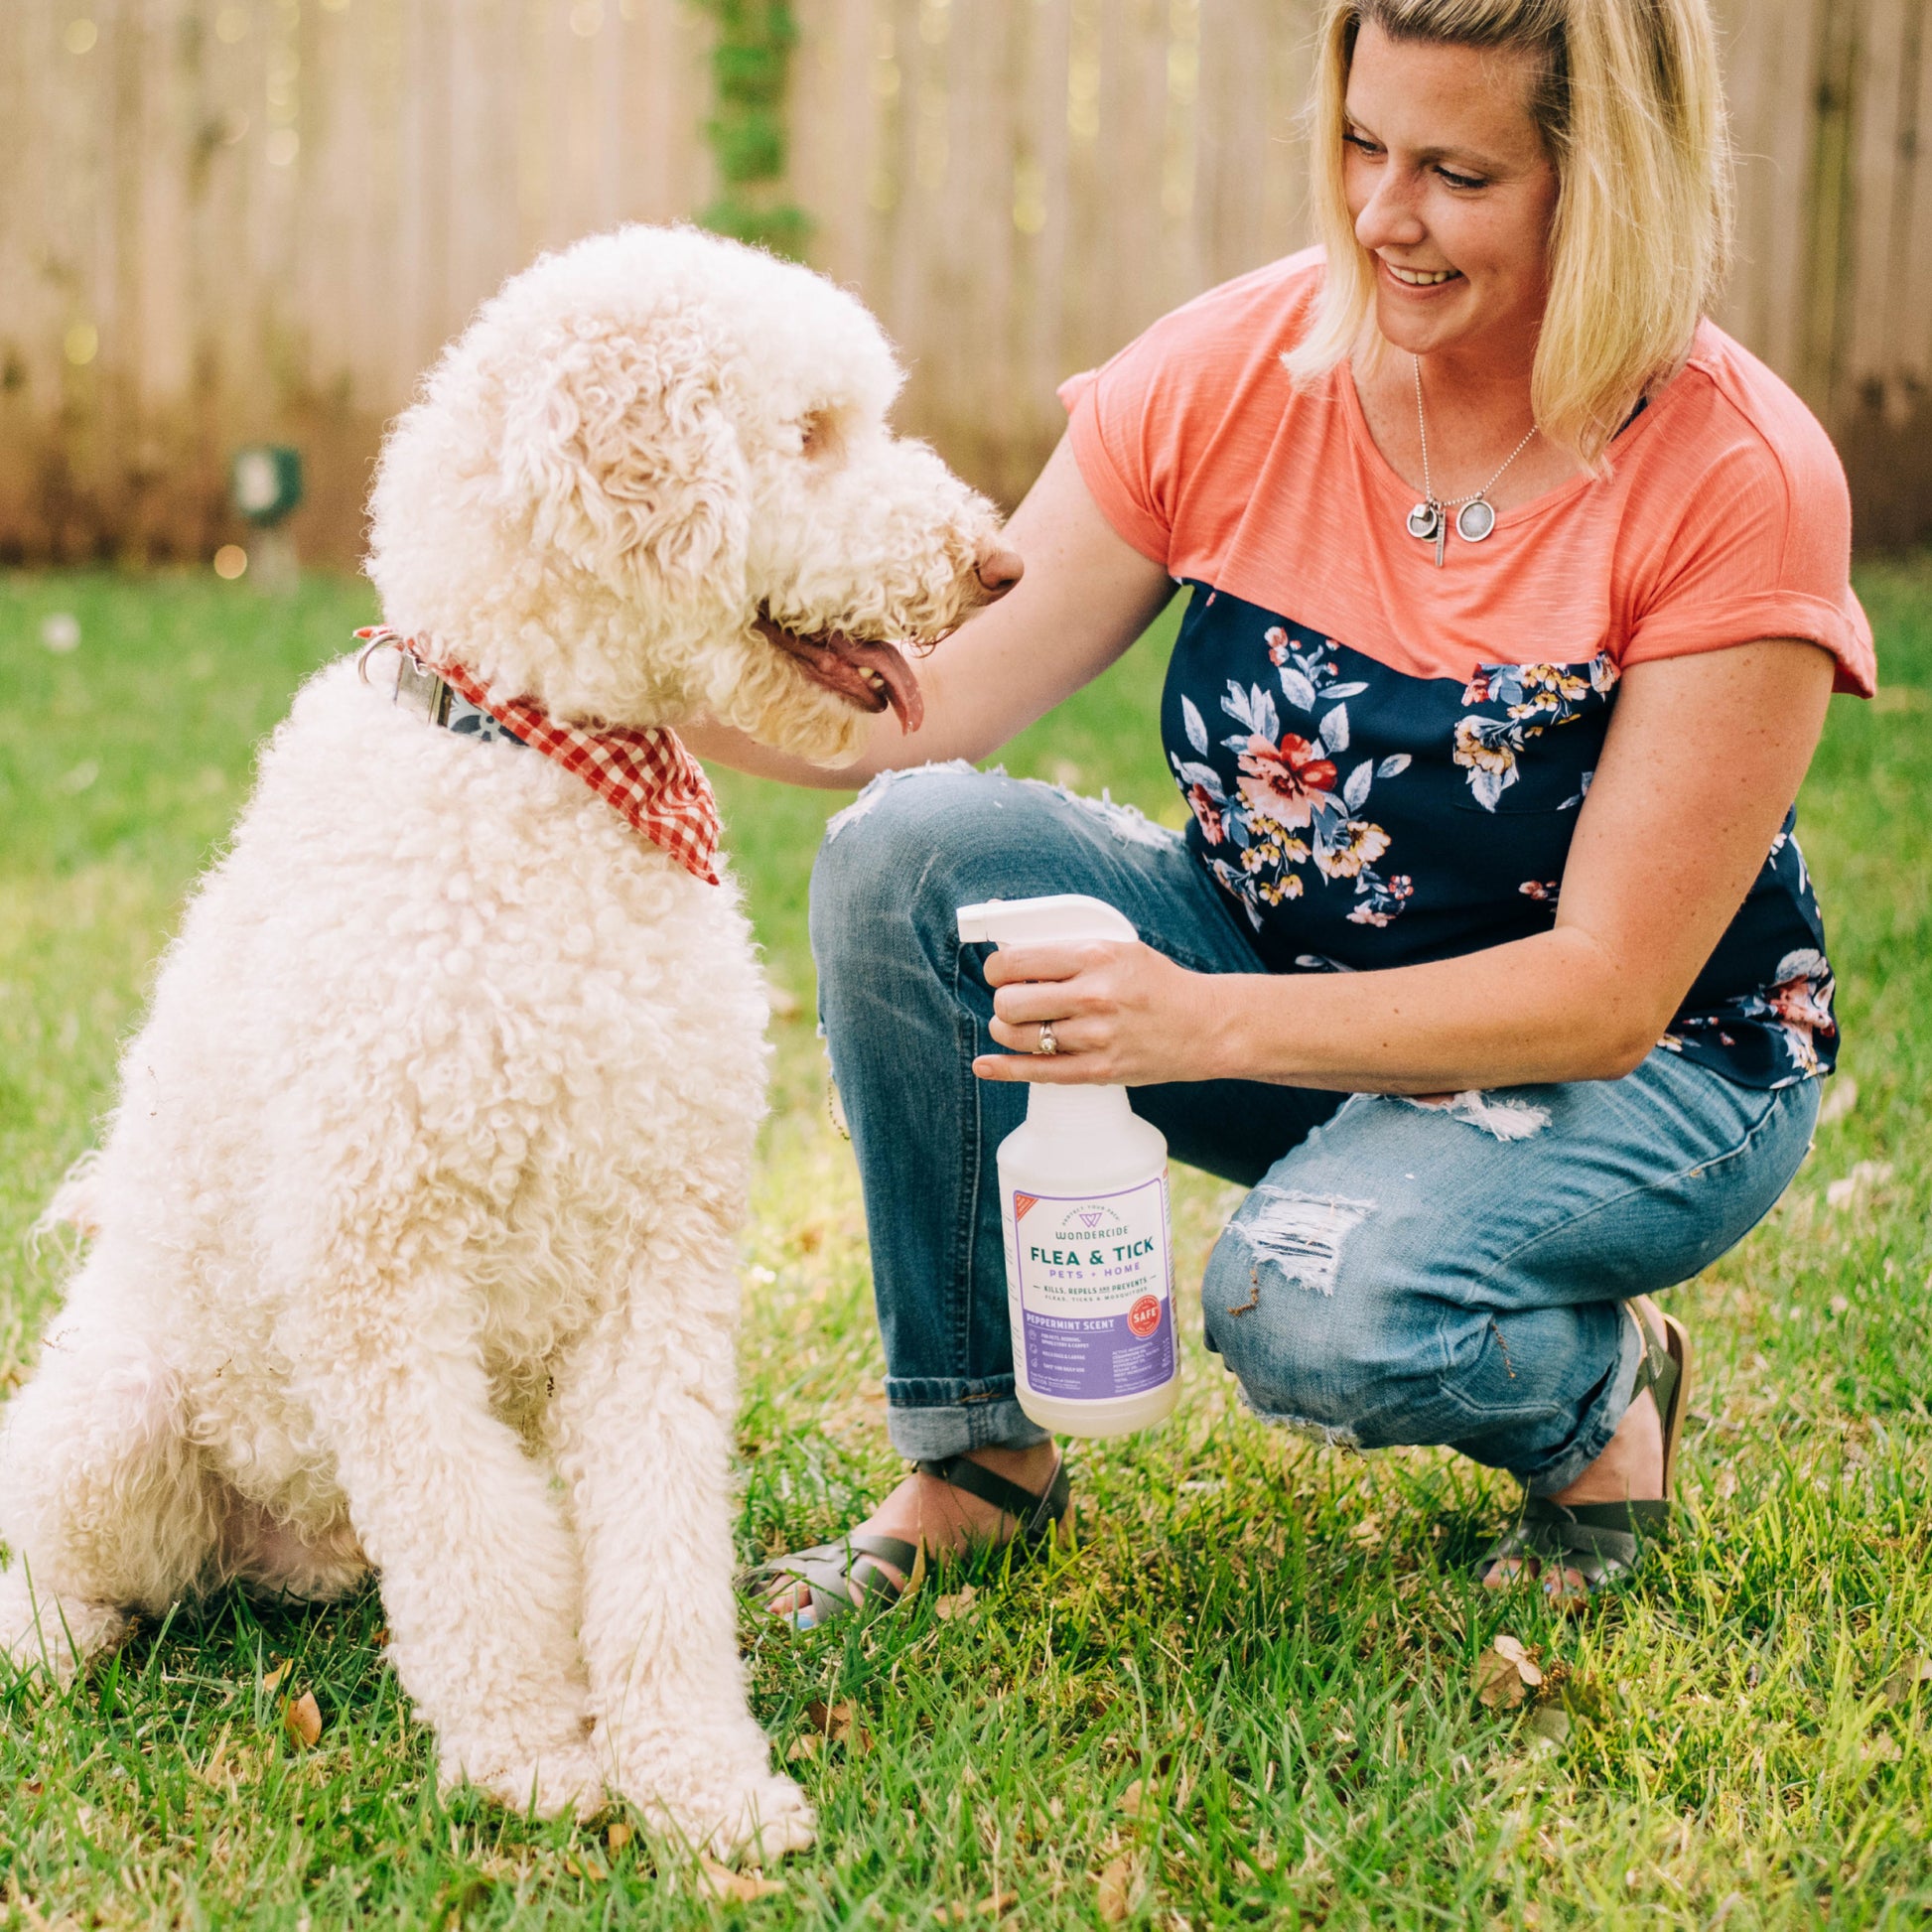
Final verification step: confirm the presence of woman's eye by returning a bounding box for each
[1342,132,1382,157]
[1438,166,1487,191]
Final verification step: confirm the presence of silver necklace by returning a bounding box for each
[1404,355,1539,567]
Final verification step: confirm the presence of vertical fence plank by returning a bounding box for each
[1845,0,1907,407]
[1904,0,1932,391]
[790,0,877,295]
[1751,0,1825,396]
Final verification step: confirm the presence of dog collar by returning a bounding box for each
[355,626,722,886]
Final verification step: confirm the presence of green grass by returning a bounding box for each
[0,565,1927,1928]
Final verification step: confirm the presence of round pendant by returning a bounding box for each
[1455,497,1497,542]
[1406,501,1443,542]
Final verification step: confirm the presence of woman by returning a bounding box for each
[694,0,1874,1620]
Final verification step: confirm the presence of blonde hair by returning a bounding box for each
[1286,0,1733,471]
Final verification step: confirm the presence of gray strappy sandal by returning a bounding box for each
[744,1452,1073,1633]
[1480,1297,1692,1607]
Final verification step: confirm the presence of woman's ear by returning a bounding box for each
[495,315,749,607]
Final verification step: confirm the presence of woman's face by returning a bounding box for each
[1341,22,1560,369]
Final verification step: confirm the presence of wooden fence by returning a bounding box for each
[2,0,1928,565]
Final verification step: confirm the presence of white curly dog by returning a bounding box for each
[0,224,1010,1858]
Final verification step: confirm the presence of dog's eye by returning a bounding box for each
[798,409,845,464]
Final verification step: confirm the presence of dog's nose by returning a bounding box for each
[975,539,1025,600]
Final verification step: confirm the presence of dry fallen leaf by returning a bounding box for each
[1473,1651,1524,1707]
[1347,1513,1385,1548]
[934,1586,978,1622]
[1096,1854,1140,1924]
[1492,1634,1545,1685]
[563,1855,608,1883]
[786,1732,822,1762]
[697,1857,783,1903]
[805,1698,853,1738]
[606,1821,633,1855]
[802,1697,873,1755]
[1118,1777,1146,1817]
[282,1690,323,1747]
[1474,1635,1542,1710]
[260,1660,291,1694]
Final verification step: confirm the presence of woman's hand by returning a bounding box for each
[975,940,1232,1086]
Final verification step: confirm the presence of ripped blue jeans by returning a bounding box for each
[810,764,1820,1494]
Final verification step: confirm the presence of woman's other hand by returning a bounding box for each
[975,939,1241,1087]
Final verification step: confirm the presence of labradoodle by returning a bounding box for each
[0,223,1009,1859]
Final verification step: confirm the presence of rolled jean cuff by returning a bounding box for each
[883,1375,1052,1460]
[1516,1306,1644,1498]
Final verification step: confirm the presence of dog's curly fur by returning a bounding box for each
[0,225,1001,1859]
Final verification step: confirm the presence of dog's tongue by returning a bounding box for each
[834,635,923,733]
[757,619,925,734]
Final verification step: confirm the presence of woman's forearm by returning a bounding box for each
[683,716,889,789]
[1213,926,1661,1093]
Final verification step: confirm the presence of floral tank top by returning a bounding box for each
[1061,250,1875,1093]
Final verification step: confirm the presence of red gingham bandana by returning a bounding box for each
[355,626,722,886]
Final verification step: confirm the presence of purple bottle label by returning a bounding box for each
[1010,1173,1173,1401]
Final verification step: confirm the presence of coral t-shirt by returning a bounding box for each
[1059,247,1874,1088]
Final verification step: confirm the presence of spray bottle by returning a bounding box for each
[955,894,1179,1438]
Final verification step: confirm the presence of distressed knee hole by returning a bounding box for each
[1400,1090,1551,1141]
[1024,780,1179,851]
[1239,1403,1363,1451]
[1230,1189,1376,1299]
[823,759,990,843]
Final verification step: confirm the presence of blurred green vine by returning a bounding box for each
[690,0,812,260]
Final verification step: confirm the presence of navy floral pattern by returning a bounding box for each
[1172,625,1418,929]
[1162,584,1838,1089]
[1453,655,1617,810]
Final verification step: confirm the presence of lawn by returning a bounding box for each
[0,564,1927,1929]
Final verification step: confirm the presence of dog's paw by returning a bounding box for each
[438,1741,607,1822]
[624,1767,815,1863]
[0,1572,122,1685]
[701,1773,816,1863]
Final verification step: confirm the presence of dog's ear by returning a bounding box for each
[496,316,748,606]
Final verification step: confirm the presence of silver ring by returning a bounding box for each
[1035,1020,1059,1057]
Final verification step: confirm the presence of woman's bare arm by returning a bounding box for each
[681,436,1176,787]
[981,638,1838,1092]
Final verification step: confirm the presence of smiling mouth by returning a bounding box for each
[756,613,926,734]
[1384,260,1462,287]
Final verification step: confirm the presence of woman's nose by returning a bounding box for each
[976,538,1025,599]
[1354,169,1427,253]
